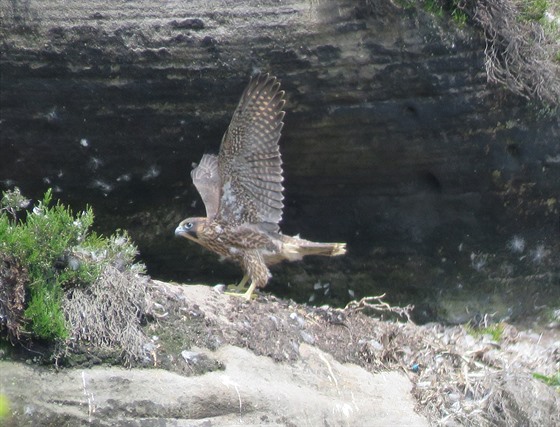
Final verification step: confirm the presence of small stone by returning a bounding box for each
[368,340,383,351]
[268,315,279,330]
[300,330,315,344]
[170,18,205,30]
[289,312,305,328]
[181,350,200,364]
[143,343,156,353]
[214,284,226,293]
[200,36,216,47]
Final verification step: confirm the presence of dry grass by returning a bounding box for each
[149,284,559,426]
[6,268,552,426]
[0,253,28,341]
[62,266,149,366]
[468,0,560,107]
[312,301,560,426]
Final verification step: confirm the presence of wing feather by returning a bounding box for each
[191,154,220,219]
[216,74,286,230]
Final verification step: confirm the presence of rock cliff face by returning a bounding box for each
[1,0,558,317]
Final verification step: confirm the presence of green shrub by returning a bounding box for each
[0,188,141,341]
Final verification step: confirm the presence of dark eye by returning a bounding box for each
[185,222,193,229]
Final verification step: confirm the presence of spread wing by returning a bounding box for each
[216,74,285,231]
[191,154,220,219]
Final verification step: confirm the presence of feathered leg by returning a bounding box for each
[227,251,271,300]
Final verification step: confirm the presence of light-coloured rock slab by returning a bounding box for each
[1,343,428,426]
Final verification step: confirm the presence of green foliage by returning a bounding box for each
[419,0,469,27]
[539,11,560,64]
[519,0,548,22]
[24,279,68,340]
[397,0,558,106]
[451,4,468,27]
[465,322,505,342]
[0,187,30,221]
[518,0,560,67]
[532,371,560,389]
[530,99,560,119]
[0,188,142,341]
[424,0,444,17]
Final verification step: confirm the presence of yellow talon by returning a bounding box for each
[226,275,249,293]
[225,276,258,300]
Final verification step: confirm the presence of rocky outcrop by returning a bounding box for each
[1,282,559,426]
[1,346,428,426]
[1,0,558,316]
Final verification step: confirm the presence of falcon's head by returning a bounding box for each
[174,217,208,243]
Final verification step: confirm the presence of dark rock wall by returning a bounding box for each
[1,0,559,316]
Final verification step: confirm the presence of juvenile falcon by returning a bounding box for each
[175,74,346,300]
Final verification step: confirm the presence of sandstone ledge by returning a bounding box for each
[1,282,559,426]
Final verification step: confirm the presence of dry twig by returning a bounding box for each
[344,294,414,322]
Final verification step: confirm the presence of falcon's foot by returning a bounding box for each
[226,275,249,293]
[225,276,258,300]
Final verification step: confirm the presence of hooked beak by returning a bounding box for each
[175,223,197,241]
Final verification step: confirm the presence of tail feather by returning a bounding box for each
[296,241,346,257]
[279,235,346,262]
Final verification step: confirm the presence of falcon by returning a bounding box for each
[175,74,346,299]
